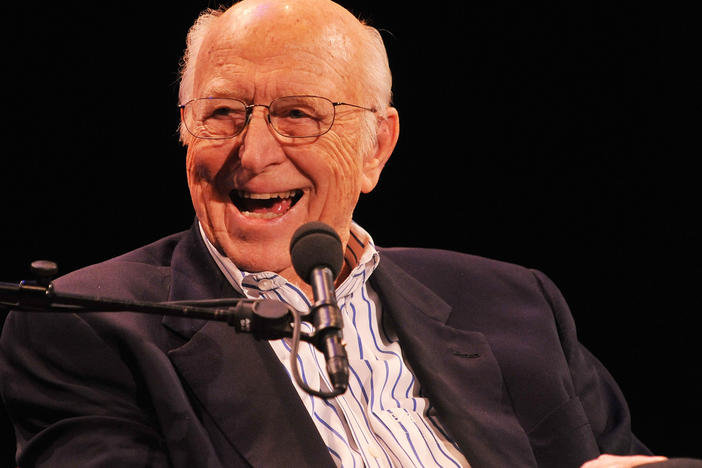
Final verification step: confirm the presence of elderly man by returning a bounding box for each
[0,0,684,467]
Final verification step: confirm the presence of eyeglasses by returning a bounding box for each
[179,95,377,140]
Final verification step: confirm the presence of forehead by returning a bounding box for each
[197,48,348,99]
[194,1,360,99]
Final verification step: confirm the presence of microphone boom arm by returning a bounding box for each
[3,246,350,400]
[0,278,313,343]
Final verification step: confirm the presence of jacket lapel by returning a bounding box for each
[158,225,537,467]
[161,224,334,467]
[371,251,538,468]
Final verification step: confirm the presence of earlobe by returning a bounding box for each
[361,107,400,193]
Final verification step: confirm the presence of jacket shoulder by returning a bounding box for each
[376,246,563,334]
[378,246,541,295]
[53,230,190,301]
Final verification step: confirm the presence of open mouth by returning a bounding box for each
[229,189,303,219]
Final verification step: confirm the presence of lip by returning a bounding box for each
[228,188,305,222]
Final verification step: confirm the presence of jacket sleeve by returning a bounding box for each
[530,268,651,456]
[0,309,171,468]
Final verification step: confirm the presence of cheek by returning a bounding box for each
[303,131,365,228]
[185,147,209,221]
[325,120,367,178]
[186,154,212,184]
[186,141,234,187]
[187,143,211,183]
[316,136,363,193]
[185,143,235,222]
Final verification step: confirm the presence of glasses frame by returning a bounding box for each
[178,95,377,140]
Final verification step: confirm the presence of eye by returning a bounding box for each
[267,97,333,137]
[211,106,232,116]
[209,105,242,118]
[271,99,324,120]
[289,108,310,119]
[277,106,315,120]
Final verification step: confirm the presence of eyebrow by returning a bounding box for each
[199,82,248,99]
[201,89,241,99]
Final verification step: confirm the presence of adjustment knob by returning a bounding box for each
[30,260,58,286]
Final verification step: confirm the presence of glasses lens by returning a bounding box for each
[269,96,334,137]
[184,98,248,139]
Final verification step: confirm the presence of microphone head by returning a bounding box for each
[290,221,344,283]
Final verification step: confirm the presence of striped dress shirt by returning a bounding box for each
[200,222,470,467]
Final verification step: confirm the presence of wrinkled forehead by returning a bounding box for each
[205,0,360,67]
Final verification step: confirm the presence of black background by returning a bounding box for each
[1,1,699,465]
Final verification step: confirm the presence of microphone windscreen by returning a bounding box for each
[290,221,343,282]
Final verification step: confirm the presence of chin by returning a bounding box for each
[218,229,295,275]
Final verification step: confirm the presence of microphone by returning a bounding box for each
[290,221,348,394]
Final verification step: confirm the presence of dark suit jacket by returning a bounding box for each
[0,223,650,467]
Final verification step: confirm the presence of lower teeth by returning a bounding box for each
[242,211,284,219]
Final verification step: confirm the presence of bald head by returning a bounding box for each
[214,0,364,55]
[178,0,392,139]
[197,0,364,96]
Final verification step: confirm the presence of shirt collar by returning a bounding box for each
[199,221,379,302]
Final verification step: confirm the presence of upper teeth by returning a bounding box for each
[238,190,298,199]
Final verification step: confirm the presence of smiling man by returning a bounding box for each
[0,1,684,467]
[180,0,398,294]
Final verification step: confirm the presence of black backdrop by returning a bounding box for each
[1,1,699,465]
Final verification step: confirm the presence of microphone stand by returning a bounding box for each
[1,278,301,340]
[0,261,345,397]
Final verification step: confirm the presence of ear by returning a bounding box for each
[361,106,400,193]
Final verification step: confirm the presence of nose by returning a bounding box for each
[237,106,286,173]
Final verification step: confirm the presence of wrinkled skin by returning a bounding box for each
[184,0,400,296]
